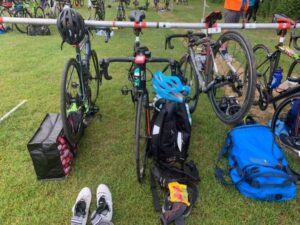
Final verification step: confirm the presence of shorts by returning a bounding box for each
[224,9,242,23]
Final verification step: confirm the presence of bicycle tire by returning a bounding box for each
[61,58,84,145]
[135,93,150,183]
[271,93,300,174]
[88,50,100,106]
[0,8,13,30]
[287,60,300,81]
[34,6,45,18]
[208,30,256,124]
[253,43,272,110]
[14,9,31,33]
[179,54,200,114]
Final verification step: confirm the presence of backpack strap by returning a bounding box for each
[150,167,162,212]
[151,105,168,161]
[214,135,234,186]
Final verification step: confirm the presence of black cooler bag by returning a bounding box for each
[27,113,72,180]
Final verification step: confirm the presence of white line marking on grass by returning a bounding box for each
[0,100,27,124]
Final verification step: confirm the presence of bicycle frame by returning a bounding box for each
[256,29,300,109]
[73,32,93,110]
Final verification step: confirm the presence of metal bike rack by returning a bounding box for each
[1,17,300,30]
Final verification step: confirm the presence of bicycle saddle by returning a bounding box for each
[204,11,222,28]
[273,14,295,25]
[128,10,145,22]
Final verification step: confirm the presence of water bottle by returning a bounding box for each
[270,68,283,89]
[134,67,140,86]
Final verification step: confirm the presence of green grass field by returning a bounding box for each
[1,1,300,224]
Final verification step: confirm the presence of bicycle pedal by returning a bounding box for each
[88,105,99,116]
[121,86,131,95]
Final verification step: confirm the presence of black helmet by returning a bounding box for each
[57,8,86,45]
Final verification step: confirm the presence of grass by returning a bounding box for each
[1,0,300,224]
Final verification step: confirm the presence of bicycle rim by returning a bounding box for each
[88,50,100,106]
[61,58,84,145]
[271,94,300,175]
[180,54,199,114]
[14,10,31,33]
[135,94,150,183]
[0,8,13,30]
[208,30,256,124]
[34,6,45,18]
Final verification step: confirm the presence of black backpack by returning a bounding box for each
[150,99,191,164]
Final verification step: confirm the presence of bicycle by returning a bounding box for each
[253,14,300,111]
[271,91,300,178]
[165,11,256,124]
[12,0,45,33]
[43,0,60,18]
[99,10,182,183]
[57,8,108,145]
[89,0,105,21]
[0,0,14,30]
[115,0,125,21]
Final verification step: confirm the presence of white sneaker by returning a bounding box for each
[90,184,113,225]
[71,187,92,225]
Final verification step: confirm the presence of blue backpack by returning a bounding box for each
[215,124,297,202]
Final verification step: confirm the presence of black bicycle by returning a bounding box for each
[253,14,300,111]
[89,0,105,20]
[100,10,181,183]
[165,11,256,124]
[115,0,125,21]
[57,9,110,145]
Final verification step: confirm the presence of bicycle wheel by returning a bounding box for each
[61,58,84,145]
[34,6,45,18]
[208,30,256,124]
[253,44,271,110]
[271,93,300,175]
[14,9,32,33]
[135,93,151,183]
[287,60,300,81]
[0,8,13,30]
[179,54,199,114]
[88,50,100,106]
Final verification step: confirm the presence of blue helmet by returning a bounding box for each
[152,71,190,103]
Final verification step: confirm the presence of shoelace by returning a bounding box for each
[96,196,110,215]
[75,200,86,217]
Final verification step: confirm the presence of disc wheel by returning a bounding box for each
[135,93,151,183]
[179,54,199,114]
[208,30,256,125]
[61,58,85,145]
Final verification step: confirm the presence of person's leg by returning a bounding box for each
[246,6,254,22]
[253,1,259,22]
[221,9,241,61]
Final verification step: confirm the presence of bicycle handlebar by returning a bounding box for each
[99,57,178,80]
[165,32,206,49]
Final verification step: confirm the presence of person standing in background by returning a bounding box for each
[224,0,249,23]
[220,0,249,61]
